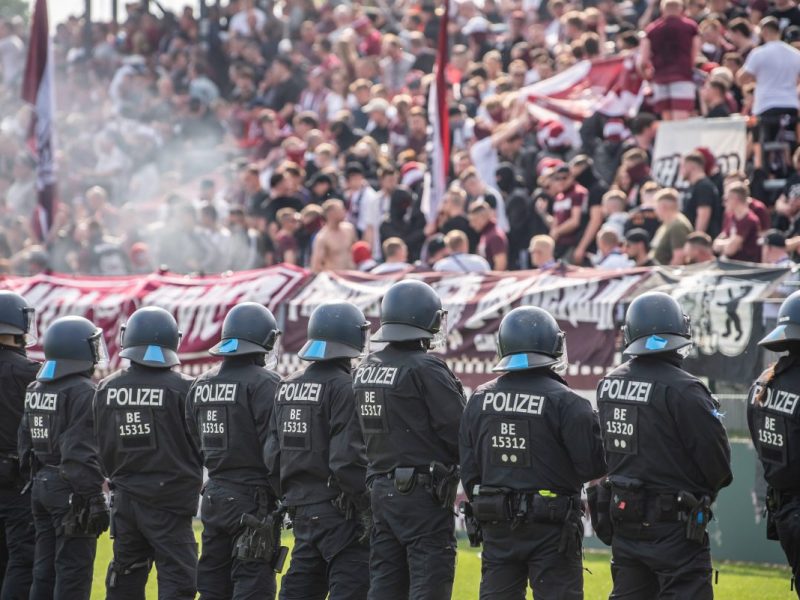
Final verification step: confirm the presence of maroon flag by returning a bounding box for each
[423,0,450,221]
[22,0,57,241]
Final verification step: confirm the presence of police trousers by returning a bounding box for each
[368,476,457,600]
[0,486,34,600]
[29,468,96,600]
[279,500,369,600]
[480,518,583,600]
[609,522,712,600]
[197,479,277,600]
[105,490,197,600]
[775,497,800,598]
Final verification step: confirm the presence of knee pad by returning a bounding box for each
[106,558,152,589]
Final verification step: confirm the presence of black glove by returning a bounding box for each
[87,494,110,535]
[357,507,373,545]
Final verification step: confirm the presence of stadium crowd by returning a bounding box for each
[0,0,800,275]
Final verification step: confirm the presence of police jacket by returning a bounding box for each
[747,354,800,493]
[94,364,203,514]
[460,369,606,498]
[597,355,732,497]
[352,342,466,477]
[264,359,367,506]
[186,355,279,489]
[0,345,38,456]
[18,373,104,498]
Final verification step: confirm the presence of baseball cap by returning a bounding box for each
[760,229,787,248]
[625,228,651,246]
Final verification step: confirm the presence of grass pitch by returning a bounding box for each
[89,531,794,599]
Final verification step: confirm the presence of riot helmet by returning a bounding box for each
[38,316,108,381]
[372,280,447,345]
[760,290,800,352]
[299,302,370,361]
[119,306,181,367]
[0,291,37,346]
[493,306,567,373]
[622,292,692,356]
[209,303,281,361]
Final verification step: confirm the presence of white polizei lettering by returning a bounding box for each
[762,388,800,415]
[106,387,164,407]
[481,392,545,415]
[278,382,322,403]
[599,379,652,403]
[354,366,399,386]
[193,383,238,403]
[24,392,58,411]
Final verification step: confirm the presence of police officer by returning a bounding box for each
[94,307,203,599]
[19,316,110,600]
[264,301,370,599]
[0,292,38,599]
[186,302,281,600]
[460,306,607,599]
[352,279,466,600]
[595,292,732,599]
[749,290,800,596]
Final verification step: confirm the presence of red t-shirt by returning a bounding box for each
[478,221,508,269]
[646,15,698,83]
[721,209,761,263]
[748,197,771,232]
[553,183,588,248]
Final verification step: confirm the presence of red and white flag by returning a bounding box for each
[22,0,57,241]
[524,54,644,123]
[423,0,450,221]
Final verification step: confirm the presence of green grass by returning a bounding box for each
[90,530,794,599]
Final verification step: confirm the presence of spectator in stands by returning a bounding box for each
[550,165,588,261]
[352,241,378,272]
[594,228,634,269]
[701,79,732,118]
[274,208,301,265]
[652,188,694,265]
[529,234,558,269]
[681,151,723,237]
[640,0,700,120]
[420,234,448,269]
[310,199,357,273]
[713,182,763,262]
[468,201,508,271]
[345,162,381,258]
[371,238,411,274]
[684,232,716,263]
[624,228,658,267]
[434,230,491,273]
[760,229,793,265]
[198,203,231,273]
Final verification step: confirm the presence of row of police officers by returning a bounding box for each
[0,277,796,599]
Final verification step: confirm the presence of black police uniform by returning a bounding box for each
[597,355,732,599]
[265,359,370,599]
[94,364,202,599]
[353,344,465,600]
[461,367,606,599]
[186,355,280,600]
[19,371,105,600]
[0,344,38,599]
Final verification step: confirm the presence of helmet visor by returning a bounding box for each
[90,331,109,368]
[264,333,282,370]
[551,334,568,375]
[22,307,37,347]
[430,310,449,350]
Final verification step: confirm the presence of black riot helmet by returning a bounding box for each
[760,290,800,352]
[622,292,692,356]
[38,316,108,381]
[209,302,281,357]
[0,291,36,346]
[299,302,370,361]
[119,307,181,367]
[494,306,567,373]
[372,279,446,343]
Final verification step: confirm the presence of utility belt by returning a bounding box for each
[604,476,711,543]
[764,487,800,541]
[380,463,460,510]
[207,478,275,506]
[468,486,580,526]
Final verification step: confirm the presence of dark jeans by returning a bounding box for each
[367,476,457,600]
[105,490,197,600]
[279,500,369,600]
[776,498,800,599]
[0,486,34,600]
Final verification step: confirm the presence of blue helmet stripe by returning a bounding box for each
[219,338,239,353]
[40,360,56,380]
[645,335,668,350]
[304,340,327,359]
[143,345,165,363]
[505,353,529,370]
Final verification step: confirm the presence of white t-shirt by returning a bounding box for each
[434,253,491,273]
[229,8,268,37]
[371,262,410,274]
[743,41,800,114]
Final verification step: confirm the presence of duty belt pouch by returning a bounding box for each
[393,468,417,495]
[587,484,613,545]
[0,455,19,488]
[765,488,780,541]
[530,494,571,524]
[472,488,511,522]
[608,476,646,524]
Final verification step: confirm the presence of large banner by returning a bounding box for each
[0,261,793,388]
[651,116,747,189]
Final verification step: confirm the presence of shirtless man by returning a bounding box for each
[310,198,357,272]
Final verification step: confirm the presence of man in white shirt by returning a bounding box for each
[228,0,268,37]
[344,162,382,259]
[434,230,491,273]
[0,20,23,88]
[594,228,635,269]
[371,238,411,274]
[739,16,800,164]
